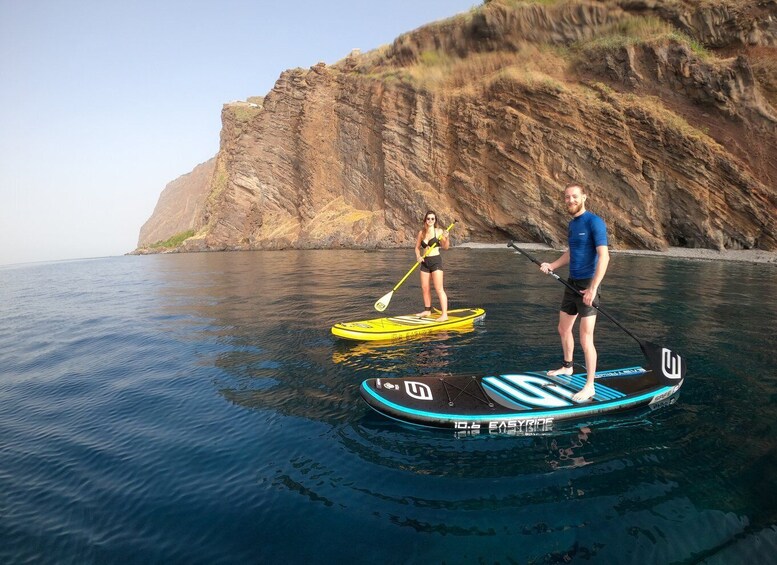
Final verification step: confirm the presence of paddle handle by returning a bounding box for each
[392,221,456,292]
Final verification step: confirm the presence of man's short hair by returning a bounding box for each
[565,183,586,194]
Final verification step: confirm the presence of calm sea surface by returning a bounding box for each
[1,249,775,564]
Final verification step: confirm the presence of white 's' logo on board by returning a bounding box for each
[405,381,433,401]
[662,348,683,379]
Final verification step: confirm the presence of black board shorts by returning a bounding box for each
[559,278,600,317]
[420,254,443,273]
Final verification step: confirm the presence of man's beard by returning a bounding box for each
[567,202,583,216]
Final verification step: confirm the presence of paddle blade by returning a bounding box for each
[640,340,687,385]
[374,290,393,312]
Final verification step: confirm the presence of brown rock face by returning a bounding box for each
[138,0,777,253]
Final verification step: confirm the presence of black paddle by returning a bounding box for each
[508,242,686,385]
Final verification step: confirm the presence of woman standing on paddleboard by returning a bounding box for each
[415,211,449,321]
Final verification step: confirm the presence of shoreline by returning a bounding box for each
[459,242,777,264]
[127,242,776,265]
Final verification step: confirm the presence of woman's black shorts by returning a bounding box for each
[420,254,443,273]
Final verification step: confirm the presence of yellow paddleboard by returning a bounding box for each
[331,308,486,341]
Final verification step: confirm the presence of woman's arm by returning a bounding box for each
[415,231,424,262]
[438,228,450,250]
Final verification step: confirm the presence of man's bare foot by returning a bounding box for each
[572,384,595,402]
[436,316,448,321]
[416,310,431,318]
[547,366,574,377]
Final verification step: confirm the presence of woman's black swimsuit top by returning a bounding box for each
[420,237,439,249]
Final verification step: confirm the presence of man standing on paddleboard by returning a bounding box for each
[539,184,610,402]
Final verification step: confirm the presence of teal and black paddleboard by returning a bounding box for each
[360,365,683,434]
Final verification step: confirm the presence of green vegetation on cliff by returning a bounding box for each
[575,16,710,59]
[148,229,196,249]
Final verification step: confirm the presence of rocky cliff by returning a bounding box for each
[137,158,215,248]
[136,0,777,253]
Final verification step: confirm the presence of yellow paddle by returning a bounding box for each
[374,221,455,312]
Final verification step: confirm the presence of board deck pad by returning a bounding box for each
[332,307,485,341]
[360,366,683,434]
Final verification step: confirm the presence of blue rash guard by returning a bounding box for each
[568,210,608,279]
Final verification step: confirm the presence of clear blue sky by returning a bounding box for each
[0,0,477,266]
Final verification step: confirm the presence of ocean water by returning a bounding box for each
[1,248,775,564]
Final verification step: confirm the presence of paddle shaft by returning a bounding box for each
[507,242,641,345]
[391,221,456,292]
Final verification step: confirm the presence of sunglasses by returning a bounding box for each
[426,217,436,221]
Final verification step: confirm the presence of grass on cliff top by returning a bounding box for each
[148,229,196,249]
[483,0,568,7]
[576,16,711,59]
[227,102,263,123]
[362,14,710,91]
[388,45,570,91]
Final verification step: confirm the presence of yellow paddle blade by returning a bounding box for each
[374,290,394,312]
